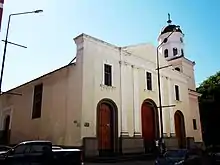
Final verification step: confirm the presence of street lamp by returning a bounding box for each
[0,9,43,93]
[156,25,180,152]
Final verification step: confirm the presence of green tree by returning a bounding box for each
[197,71,220,146]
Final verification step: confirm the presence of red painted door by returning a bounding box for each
[98,104,112,150]
[174,113,185,148]
[141,103,155,141]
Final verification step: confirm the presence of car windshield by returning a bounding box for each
[0,146,11,152]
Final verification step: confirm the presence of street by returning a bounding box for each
[85,160,155,165]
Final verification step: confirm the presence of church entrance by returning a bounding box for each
[141,99,159,153]
[97,99,118,156]
[3,115,10,145]
[174,110,186,148]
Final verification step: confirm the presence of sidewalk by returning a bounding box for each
[85,160,155,165]
[84,153,155,163]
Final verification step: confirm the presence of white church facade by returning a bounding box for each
[0,17,202,157]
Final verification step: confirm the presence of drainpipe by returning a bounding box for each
[132,65,135,136]
[64,68,69,145]
[119,47,123,154]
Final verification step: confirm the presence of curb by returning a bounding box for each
[84,153,155,163]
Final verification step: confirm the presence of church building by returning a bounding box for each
[0,16,202,157]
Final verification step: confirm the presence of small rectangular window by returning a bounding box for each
[32,84,43,119]
[146,72,152,90]
[193,119,197,130]
[173,48,178,56]
[104,64,112,86]
[164,49,168,58]
[175,85,180,101]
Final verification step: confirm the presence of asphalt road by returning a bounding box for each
[85,160,155,165]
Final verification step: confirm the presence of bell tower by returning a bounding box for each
[158,14,197,90]
[158,14,185,60]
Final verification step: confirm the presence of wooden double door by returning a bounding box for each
[142,102,156,141]
[174,111,186,148]
[98,103,117,155]
[141,101,158,152]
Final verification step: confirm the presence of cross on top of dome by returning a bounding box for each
[167,13,172,24]
[160,13,183,35]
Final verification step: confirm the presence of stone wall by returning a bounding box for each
[83,136,146,158]
[83,137,99,158]
[164,137,179,149]
[121,137,145,154]
[83,136,202,158]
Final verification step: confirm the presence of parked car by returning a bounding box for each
[0,140,82,165]
[0,145,11,152]
[155,149,201,165]
[52,145,63,150]
[206,145,220,164]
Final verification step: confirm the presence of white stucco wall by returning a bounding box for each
[0,33,202,147]
[77,34,202,142]
[158,32,185,59]
[0,63,83,146]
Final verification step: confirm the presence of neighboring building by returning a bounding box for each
[0,17,202,157]
[0,0,4,32]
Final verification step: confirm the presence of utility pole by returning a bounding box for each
[0,10,43,93]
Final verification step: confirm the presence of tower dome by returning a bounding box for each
[161,24,183,35]
[158,13,185,60]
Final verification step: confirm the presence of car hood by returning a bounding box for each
[0,151,7,155]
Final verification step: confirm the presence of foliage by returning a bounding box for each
[197,71,220,103]
[197,71,220,146]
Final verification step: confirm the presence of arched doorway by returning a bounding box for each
[141,99,159,152]
[97,99,118,156]
[3,115,10,144]
[174,110,186,148]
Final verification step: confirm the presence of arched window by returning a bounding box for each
[173,48,178,56]
[164,49,168,58]
[181,49,184,56]
[175,67,181,72]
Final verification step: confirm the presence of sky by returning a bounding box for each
[0,0,220,91]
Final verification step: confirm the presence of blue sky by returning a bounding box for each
[0,0,219,91]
